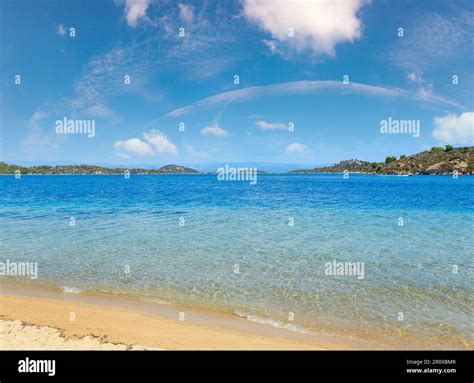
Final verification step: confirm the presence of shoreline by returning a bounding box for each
[0,285,391,350]
[0,287,377,350]
[0,172,472,176]
[1,284,471,350]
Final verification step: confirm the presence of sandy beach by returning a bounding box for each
[0,290,366,350]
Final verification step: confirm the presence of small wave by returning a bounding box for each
[60,286,84,294]
[234,311,312,334]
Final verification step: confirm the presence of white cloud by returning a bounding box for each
[255,120,287,131]
[143,129,178,154]
[118,0,151,27]
[286,143,309,153]
[57,24,66,36]
[113,129,177,157]
[178,3,193,23]
[432,112,474,145]
[243,0,369,56]
[113,138,154,156]
[201,124,228,137]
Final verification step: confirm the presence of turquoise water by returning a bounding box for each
[1,174,473,347]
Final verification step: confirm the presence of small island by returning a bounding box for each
[0,163,200,175]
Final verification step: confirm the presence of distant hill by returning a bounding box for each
[155,164,199,174]
[0,163,200,175]
[290,146,474,175]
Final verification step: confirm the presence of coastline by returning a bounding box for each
[0,287,372,350]
[0,172,472,176]
[2,146,473,175]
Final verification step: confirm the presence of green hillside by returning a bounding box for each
[291,146,474,175]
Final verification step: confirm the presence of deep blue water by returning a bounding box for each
[1,174,473,347]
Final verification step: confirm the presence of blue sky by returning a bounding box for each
[1,0,473,168]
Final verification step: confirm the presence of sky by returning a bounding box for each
[0,0,473,168]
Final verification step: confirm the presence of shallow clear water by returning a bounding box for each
[1,174,473,348]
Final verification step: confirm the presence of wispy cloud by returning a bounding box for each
[161,6,238,80]
[165,80,467,117]
[21,110,57,151]
[285,143,309,154]
[57,24,66,36]
[116,0,152,27]
[406,70,423,85]
[255,120,287,131]
[405,70,434,100]
[201,124,228,137]
[262,39,279,55]
[72,46,147,110]
[23,43,150,149]
[24,1,244,153]
[390,11,474,71]
[31,110,50,122]
[84,104,117,120]
[178,3,193,23]
[185,143,209,159]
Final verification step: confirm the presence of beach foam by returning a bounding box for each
[234,311,312,334]
[60,286,84,294]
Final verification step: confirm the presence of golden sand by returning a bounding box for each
[0,292,357,350]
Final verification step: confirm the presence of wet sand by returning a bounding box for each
[0,289,369,350]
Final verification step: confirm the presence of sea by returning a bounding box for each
[1,173,472,348]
